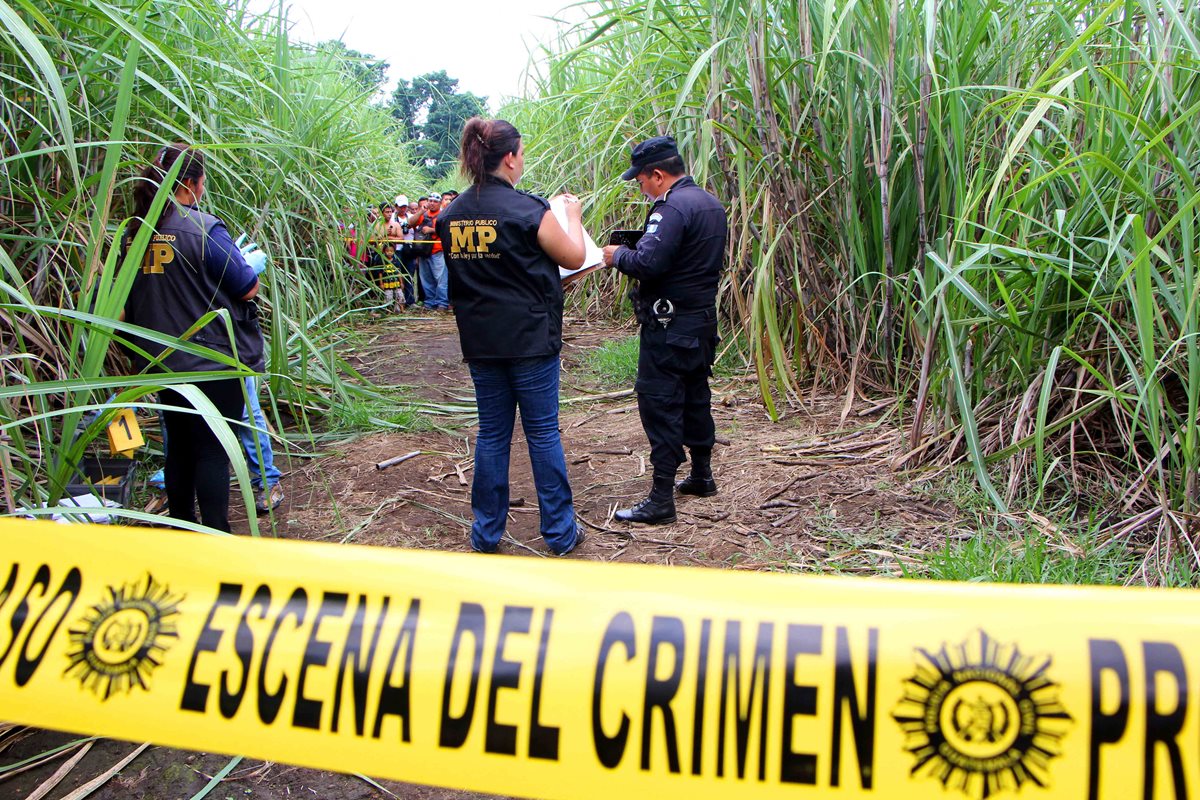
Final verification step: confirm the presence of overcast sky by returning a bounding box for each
[256,0,586,107]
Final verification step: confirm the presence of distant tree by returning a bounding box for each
[387,71,487,181]
[422,92,487,179]
[318,40,387,96]
[387,79,424,141]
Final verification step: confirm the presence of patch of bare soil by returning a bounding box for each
[2,312,961,800]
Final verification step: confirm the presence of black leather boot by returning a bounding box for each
[677,475,718,496]
[677,447,717,496]
[615,473,676,524]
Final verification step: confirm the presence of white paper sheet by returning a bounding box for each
[18,493,121,524]
[549,196,605,279]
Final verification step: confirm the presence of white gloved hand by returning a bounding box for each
[238,238,268,275]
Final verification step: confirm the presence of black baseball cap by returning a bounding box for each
[620,135,679,180]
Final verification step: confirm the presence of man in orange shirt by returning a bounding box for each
[408,192,448,310]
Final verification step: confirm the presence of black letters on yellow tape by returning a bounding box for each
[1,518,1198,799]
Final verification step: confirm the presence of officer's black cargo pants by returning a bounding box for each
[635,308,718,480]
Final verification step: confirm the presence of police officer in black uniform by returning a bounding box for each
[602,136,728,524]
[436,116,588,555]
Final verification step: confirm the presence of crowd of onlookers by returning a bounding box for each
[341,190,460,313]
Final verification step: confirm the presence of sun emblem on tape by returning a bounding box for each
[893,630,1072,798]
[65,574,183,699]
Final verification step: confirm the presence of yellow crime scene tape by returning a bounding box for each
[347,238,438,244]
[2,517,1198,799]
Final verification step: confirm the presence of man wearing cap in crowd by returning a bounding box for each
[601,135,728,524]
[408,192,449,310]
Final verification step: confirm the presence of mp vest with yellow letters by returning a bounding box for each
[437,176,564,360]
[124,206,264,374]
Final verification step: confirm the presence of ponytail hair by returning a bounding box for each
[129,142,205,236]
[459,117,521,184]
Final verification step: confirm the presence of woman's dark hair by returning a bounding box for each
[129,142,205,236]
[459,117,521,184]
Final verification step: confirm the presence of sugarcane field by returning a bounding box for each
[2,0,1200,799]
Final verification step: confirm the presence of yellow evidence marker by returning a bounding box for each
[106,407,144,456]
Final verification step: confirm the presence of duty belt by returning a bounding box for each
[651,298,675,328]
[643,298,712,328]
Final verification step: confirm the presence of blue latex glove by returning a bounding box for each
[235,235,268,276]
[244,249,268,276]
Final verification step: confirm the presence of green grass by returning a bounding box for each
[750,510,1197,587]
[582,335,640,388]
[918,530,1197,588]
[713,329,752,380]
[575,324,748,393]
[325,398,428,433]
[908,470,1195,586]
[914,468,1007,515]
[579,328,749,388]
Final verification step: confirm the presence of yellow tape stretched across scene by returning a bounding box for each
[346,237,438,244]
[1,517,1198,799]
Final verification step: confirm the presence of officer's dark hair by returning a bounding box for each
[459,116,521,184]
[639,155,686,178]
[130,142,205,237]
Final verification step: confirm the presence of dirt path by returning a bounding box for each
[250,314,956,569]
[2,314,959,799]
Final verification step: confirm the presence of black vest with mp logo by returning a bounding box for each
[125,207,264,374]
[437,176,564,361]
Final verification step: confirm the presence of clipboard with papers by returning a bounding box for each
[550,196,605,282]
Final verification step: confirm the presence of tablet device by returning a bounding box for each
[608,229,643,248]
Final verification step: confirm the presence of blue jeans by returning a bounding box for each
[419,251,448,309]
[468,355,577,554]
[239,377,281,489]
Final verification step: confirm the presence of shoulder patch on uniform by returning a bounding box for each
[649,213,663,223]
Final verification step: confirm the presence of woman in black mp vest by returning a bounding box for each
[436,117,587,555]
[123,143,264,532]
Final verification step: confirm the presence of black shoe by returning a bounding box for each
[677,475,718,497]
[615,496,677,525]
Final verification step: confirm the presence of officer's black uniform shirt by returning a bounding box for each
[437,175,564,360]
[124,206,264,374]
[612,175,727,310]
